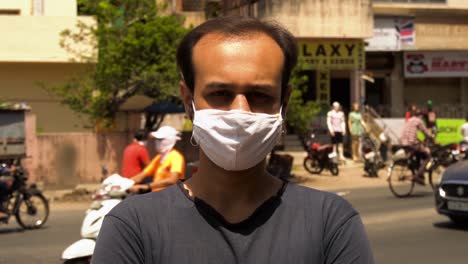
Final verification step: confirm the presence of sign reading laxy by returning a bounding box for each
[298,41,365,70]
[405,52,468,78]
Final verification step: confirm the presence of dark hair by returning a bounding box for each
[412,108,422,117]
[176,16,298,98]
[134,129,147,141]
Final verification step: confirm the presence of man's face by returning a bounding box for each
[181,33,288,115]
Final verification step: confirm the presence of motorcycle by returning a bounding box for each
[61,174,134,264]
[303,133,339,176]
[0,160,49,229]
[361,133,386,177]
[451,141,468,161]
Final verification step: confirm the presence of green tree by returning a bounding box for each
[287,60,322,136]
[46,0,188,129]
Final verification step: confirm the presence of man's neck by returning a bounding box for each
[184,150,282,223]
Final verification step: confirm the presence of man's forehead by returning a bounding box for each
[193,32,280,53]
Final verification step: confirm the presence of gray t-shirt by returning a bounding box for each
[92,181,374,264]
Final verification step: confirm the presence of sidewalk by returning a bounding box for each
[277,150,390,192]
[43,161,390,203]
[290,160,390,192]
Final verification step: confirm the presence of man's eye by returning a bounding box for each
[211,91,231,97]
[248,92,272,100]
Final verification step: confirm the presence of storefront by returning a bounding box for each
[403,51,468,117]
[298,40,365,112]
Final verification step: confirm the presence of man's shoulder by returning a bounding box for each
[107,185,185,222]
[284,183,356,216]
[125,142,143,151]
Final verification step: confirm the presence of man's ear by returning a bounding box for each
[281,85,293,118]
[180,81,194,120]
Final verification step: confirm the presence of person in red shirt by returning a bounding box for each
[121,130,150,179]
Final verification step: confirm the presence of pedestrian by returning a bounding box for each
[92,16,374,264]
[129,126,185,193]
[121,129,150,179]
[348,102,367,162]
[327,101,347,162]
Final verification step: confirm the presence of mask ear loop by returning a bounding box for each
[278,106,286,135]
[190,133,199,147]
[189,100,199,147]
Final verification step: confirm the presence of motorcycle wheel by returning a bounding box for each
[330,164,339,176]
[64,257,91,264]
[303,157,323,174]
[15,193,49,229]
[369,164,379,177]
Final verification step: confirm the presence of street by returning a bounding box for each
[0,185,467,263]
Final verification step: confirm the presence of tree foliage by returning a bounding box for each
[286,60,322,135]
[46,0,188,127]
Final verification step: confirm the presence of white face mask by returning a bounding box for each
[192,103,283,171]
[155,138,176,155]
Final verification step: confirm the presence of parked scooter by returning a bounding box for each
[61,174,134,264]
[303,133,339,176]
[361,133,386,177]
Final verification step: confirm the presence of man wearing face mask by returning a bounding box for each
[93,16,374,264]
[128,126,185,193]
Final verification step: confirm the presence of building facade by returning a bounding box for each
[224,0,468,118]
[369,0,468,117]
[0,0,97,132]
[223,0,373,113]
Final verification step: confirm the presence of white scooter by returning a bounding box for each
[61,174,134,264]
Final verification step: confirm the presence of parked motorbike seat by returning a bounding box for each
[392,145,416,154]
[318,144,334,153]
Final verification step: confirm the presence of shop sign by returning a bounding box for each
[417,119,465,145]
[298,40,365,70]
[365,17,400,51]
[365,17,415,51]
[398,18,416,50]
[316,70,330,104]
[404,52,468,78]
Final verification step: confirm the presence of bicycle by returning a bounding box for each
[0,161,49,229]
[387,142,454,198]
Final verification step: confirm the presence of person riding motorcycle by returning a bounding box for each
[423,100,437,136]
[129,126,185,193]
[401,108,433,185]
[0,163,14,220]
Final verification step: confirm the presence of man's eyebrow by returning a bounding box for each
[205,82,234,89]
[245,84,277,92]
[205,82,276,92]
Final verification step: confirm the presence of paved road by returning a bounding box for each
[338,185,468,264]
[0,185,467,263]
[0,203,86,264]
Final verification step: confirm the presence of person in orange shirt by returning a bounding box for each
[129,126,185,193]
